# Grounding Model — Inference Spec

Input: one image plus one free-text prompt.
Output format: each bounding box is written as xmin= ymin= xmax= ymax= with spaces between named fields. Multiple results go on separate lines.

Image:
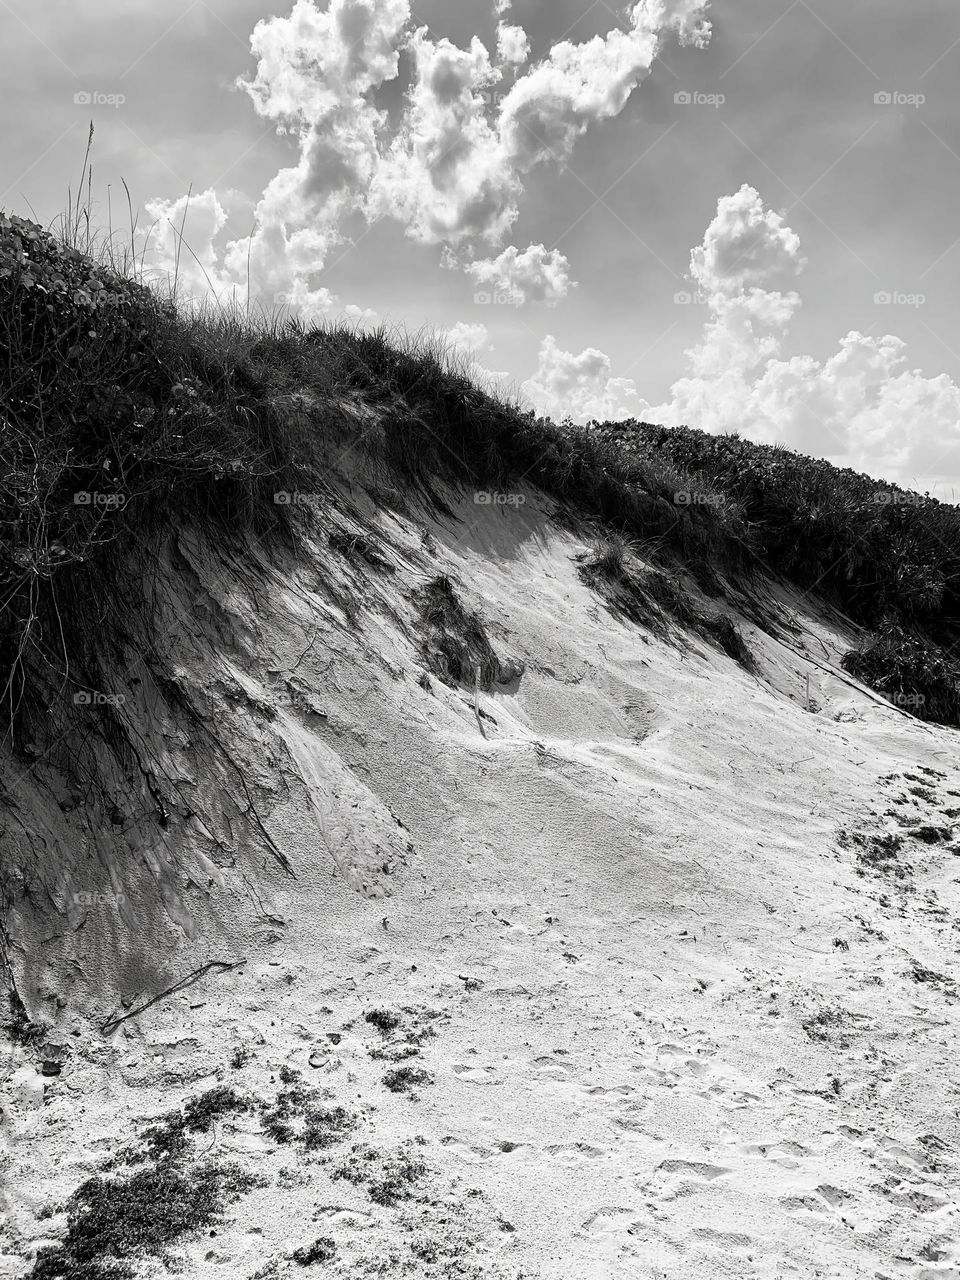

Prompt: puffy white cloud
xmin=342 ymin=302 xmax=379 ymax=324
xmin=141 ymin=0 xmax=712 ymax=325
xmin=225 ymin=0 xmax=410 ymax=314
xmin=442 ymin=321 xmax=493 ymax=357
xmin=369 ymin=29 xmax=520 ymax=245
xmin=510 ymin=182 xmax=960 ymax=492
xmin=645 ymin=187 xmax=960 ymax=490
xmin=498 ymin=0 xmax=711 ymax=173
xmin=240 ymin=0 xmax=410 ymax=122
xmin=690 ymin=183 xmax=804 ymax=299
xmin=465 ymin=243 xmax=573 ymax=305
xmin=496 ymin=21 xmax=529 ymax=65
xmin=522 ymin=335 xmax=645 ymax=422
xmin=371 ymin=3 xmax=709 ymax=264
xmin=142 ymin=188 xmax=237 ymax=301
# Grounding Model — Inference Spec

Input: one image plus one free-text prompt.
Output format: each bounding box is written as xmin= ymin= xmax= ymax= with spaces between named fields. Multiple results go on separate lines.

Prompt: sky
xmin=3 ymin=0 xmax=960 ymax=497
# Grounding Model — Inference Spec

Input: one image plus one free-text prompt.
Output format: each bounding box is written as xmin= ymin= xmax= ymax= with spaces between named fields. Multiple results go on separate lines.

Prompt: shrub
xmin=585 ymin=534 xmax=635 ymax=582
xmin=841 ymin=628 xmax=960 ymax=726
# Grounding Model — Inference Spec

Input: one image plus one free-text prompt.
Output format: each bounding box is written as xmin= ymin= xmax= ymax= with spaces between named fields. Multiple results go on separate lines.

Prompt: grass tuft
xmin=841 ymin=627 xmax=960 ymax=725
xmin=414 ymin=575 xmax=503 ymax=690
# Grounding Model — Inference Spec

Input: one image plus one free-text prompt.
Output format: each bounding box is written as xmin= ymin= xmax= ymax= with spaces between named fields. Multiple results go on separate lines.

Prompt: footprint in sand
xmin=641 ymin=1158 xmax=731 ymax=1201
xmin=577 ymin=1206 xmax=638 ymax=1241
xmin=313 ymin=1205 xmax=376 ymax=1230
xmin=452 ymin=1063 xmax=500 ymax=1084
xmin=495 ymin=1139 xmax=536 ymax=1160
xmin=610 ymin=1106 xmax=662 ymax=1142
xmin=545 ymin=1141 xmax=607 ymax=1165
xmin=780 ymin=1192 xmax=832 ymax=1215
xmin=735 ymin=1139 xmax=811 ymax=1169
xmin=814 ymin=1183 xmax=856 ymax=1209
xmin=692 ymin=1225 xmax=755 ymax=1251
xmin=575 ymin=1207 xmax=685 ymax=1277
xmin=657 ymin=1159 xmax=730 ymax=1181
xmin=440 ymin=1135 xmax=536 ymax=1162
xmin=441 ymin=1136 xmax=490 ymax=1163
xmin=531 ymin=1055 xmax=574 ymax=1080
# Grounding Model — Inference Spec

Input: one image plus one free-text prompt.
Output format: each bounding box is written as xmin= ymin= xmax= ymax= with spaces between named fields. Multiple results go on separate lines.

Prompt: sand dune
xmin=2 ymin=485 xmax=959 ymax=1279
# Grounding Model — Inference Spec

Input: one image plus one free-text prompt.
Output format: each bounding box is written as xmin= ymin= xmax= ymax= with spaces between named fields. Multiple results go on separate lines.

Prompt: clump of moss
xmin=364 ymin=1008 xmax=401 ymax=1034
xmin=801 ymin=1007 xmax=848 ymax=1045
xmin=333 ymin=1142 xmax=428 ymax=1207
xmin=906 ymin=825 xmax=953 ymax=845
xmin=847 ymin=830 xmax=911 ymax=879
xmin=259 ymin=1080 xmax=354 ymax=1152
xmin=31 ymin=1145 xmax=260 ymax=1279
xmin=122 ymin=1086 xmax=250 ymax=1165
xmin=382 ymin=1066 xmax=433 ymax=1094
xmin=363 ymin=1007 xmax=439 ymax=1063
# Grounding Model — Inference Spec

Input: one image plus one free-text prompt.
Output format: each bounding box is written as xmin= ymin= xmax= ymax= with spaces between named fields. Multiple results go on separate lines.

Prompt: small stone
xmin=11 ymin=1067 xmax=45 ymax=1109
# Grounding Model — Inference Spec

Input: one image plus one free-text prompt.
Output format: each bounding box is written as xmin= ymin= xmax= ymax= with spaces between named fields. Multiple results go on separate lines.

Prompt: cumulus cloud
xmin=522 ymin=335 xmax=644 ymax=422
xmin=516 ymin=185 xmax=960 ymax=491
xmin=496 ymin=21 xmax=529 ymax=65
xmin=143 ymin=188 xmax=236 ymax=301
xmin=343 ymin=302 xmax=379 ymax=324
xmin=647 ymin=186 xmax=960 ymax=489
xmin=464 ymin=243 xmax=573 ymax=305
xmin=497 ymin=0 xmax=711 ymax=174
xmin=690 ymin=181 xmax=804 ymax=298
xmin=138 ymin=0 xmax=410 ymax=318
xmin=369 ymin=29 xmax=518 ymax=245
xmin=223 ymin=0 xmax=409 ymax=316
xmin=443 ymin=320 xmax=493 ymax=357
xmin=143 ymin=0 xmax=711 ymax=317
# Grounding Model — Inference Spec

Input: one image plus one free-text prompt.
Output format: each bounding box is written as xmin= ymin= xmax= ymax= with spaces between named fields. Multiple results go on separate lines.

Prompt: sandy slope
xmin=2 ymin=486 xmax=960 ymax=1279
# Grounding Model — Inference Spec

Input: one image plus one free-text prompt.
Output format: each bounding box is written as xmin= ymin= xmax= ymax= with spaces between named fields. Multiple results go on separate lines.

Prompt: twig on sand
xmin=100 ymin=958 xmax=246 ymax=1035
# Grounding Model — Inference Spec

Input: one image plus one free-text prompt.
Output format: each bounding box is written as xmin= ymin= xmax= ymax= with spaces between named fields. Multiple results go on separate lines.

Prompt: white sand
xmin=2 ymin=486 xmax=959 ymax=1279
